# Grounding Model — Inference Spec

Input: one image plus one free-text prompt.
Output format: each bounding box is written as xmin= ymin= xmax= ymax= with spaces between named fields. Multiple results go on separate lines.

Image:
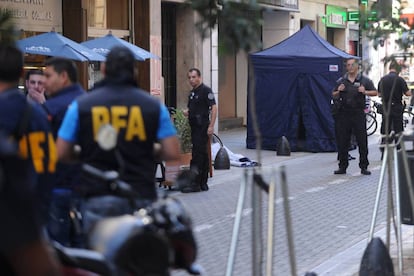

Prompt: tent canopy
xmin=247 ymin=25 xmax=359 ymax=152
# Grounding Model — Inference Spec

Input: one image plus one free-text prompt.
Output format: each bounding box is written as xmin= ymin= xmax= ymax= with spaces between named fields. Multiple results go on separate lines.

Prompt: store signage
xmin=0 ymin=0 xmax=62 ymax=32
xmin=280 ymin=0 xmax=298 ymax=10
xmin=326 ymin=5 xmax=346 ymax=29
xmin=259 ymin=0 xmax=298 ymax=10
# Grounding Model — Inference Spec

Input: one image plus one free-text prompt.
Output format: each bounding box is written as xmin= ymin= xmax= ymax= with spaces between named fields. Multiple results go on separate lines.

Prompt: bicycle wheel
xmin=366 ymin=112 xmax=377 ymax=136
xmin=403 ymin=110 xmax=414 ymax=129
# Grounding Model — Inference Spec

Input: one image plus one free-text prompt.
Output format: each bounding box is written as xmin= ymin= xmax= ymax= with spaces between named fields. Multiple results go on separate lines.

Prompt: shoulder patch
xmin=208 ymin=92 xmax=215 ymax=100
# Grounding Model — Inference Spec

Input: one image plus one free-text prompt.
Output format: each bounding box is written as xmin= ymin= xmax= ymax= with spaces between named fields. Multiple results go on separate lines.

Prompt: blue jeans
xmin=47 ymin=189 xmax=83 ymax=247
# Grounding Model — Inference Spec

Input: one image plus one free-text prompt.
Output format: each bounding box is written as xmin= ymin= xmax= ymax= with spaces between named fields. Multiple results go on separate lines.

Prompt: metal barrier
xmin=368 ymin=129 xmax=414 ymax=275
xmin=225 ymin=166 xmax=297 ymax=276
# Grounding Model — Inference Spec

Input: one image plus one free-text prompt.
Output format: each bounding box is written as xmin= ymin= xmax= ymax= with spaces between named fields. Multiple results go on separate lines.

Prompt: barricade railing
xmin=225 ymin=166 xmax=297 ymax=276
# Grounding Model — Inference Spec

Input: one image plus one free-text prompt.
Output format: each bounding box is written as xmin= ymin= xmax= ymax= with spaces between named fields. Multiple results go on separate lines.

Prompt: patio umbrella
xmin=17 ymin=31 xmax=105 ymax=62
xmin=81 ymin=33 xmax=158 ymax=61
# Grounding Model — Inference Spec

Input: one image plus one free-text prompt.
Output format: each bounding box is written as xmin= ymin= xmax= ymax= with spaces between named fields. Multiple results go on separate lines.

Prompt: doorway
xmin=162 ymin=2 xmax=177 ymax=108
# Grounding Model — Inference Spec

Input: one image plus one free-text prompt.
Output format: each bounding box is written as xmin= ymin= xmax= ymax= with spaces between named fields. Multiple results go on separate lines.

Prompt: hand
xmin=28 ymin=88 xmax=46 ymax=104
xmin=358 ymin=85 xmax=366 ymax=94
xmin=207 ymin=126 xmax=214 ymax=135
xmin=338 ymin=84 xmax=345 ymax=92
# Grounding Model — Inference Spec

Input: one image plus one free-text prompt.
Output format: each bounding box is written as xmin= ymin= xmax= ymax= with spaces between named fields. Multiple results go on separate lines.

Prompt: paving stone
xmin=168 ymin=127 xmax=414 ymax=276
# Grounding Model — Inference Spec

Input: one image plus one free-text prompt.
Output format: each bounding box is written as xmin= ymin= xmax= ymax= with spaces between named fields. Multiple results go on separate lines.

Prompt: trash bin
xmin=398 ymin=150 xmax=414 ymax=225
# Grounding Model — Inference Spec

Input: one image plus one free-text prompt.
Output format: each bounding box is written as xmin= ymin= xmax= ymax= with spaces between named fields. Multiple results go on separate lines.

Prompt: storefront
xmin=4 ymin=0 xmax=62 ymax=83
xmin=2 ymin=0 xmax=62 ymax=33
xmin=325 ymin=5 xmax=347 ymax=53
xmin=5 ymin=0 xmax=154 ymax=92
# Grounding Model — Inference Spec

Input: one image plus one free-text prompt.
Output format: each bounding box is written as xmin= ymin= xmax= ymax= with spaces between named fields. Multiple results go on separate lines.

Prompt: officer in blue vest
xmin=0 ymin=44 xmax=59 ymax=275
xmin=56 ymin=46 xmax=180 ymax=234
xmin=43 ymin=57 xmax=86 ymax=247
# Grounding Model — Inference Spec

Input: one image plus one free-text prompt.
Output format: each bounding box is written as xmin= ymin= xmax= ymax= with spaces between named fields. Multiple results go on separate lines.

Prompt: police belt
xmin=384 ymin=102 xmax=402 ymax=107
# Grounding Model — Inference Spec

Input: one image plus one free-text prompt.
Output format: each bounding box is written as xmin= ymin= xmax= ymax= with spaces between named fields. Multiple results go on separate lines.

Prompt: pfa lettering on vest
xmin=92 ymin=106 xmax=147 ymax=141
xmin=18 ymin=132 xmax=57 ymax=174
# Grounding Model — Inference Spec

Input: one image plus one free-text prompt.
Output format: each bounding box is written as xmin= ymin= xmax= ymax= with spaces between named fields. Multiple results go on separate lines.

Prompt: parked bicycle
xmin=369 ymin=101 xmax=414 ymax=131
xmin=365 ymin=101 xmax=379 ymax=136
xmin=366 ymin=112 xmax=377 ymax=136
xmin=371 ymin=100 xmax=384 ymax=119
xmin=403 ymin=104 xmax=414 ymax=128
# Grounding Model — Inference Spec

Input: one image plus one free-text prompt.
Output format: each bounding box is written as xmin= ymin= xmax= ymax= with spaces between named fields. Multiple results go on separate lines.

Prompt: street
xmin=168 ymin=127 xmax=392 ymax=276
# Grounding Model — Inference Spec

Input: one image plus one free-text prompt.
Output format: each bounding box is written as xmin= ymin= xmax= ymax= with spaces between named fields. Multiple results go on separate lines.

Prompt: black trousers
xmin=190 ymin=122 xmax=209 ymax=187
xmin=336 ymin=110 xmax=369 ymax=170
xmin=380 ymin=105 xmax=404 ymax=134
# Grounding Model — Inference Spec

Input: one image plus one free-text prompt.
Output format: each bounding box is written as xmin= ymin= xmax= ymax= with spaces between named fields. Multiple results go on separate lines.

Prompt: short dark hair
xmin=25 ymin=69 xmax=44 ymax=81
xmin=188 ymin=68 xmax=201 ymax=77
xmin=0 ymin=45 xmax=23 ymax=83
xmin=44 ymin=57 xmax=78 ymax=83
xmin=105 ymin=46 xmax=135 ymax=81
xmin=389 ymin=60 xmax=399 ymax=71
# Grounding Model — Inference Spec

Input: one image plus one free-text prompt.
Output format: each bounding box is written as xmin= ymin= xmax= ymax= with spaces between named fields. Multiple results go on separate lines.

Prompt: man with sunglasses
xmin=332 ymin=58 xmax=377 ymax=175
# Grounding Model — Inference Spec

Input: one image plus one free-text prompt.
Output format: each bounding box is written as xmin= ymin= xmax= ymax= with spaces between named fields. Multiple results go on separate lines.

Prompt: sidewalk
xmin=165 ymin=127 xmax=414 ymax=275
xmin=313 ymin=224 xmax=414 ymax=276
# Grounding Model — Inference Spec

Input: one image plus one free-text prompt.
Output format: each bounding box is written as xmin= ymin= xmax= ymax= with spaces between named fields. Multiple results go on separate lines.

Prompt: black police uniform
xmin=334 ymin=73 xmax=376 ymax=171
xmin=378 ymin=71 xmax=409 ymax=134
xmin=0 ymin=88 xmax=56 ymax=226
xmin=187 ymin=83 xmax=216 ymax=190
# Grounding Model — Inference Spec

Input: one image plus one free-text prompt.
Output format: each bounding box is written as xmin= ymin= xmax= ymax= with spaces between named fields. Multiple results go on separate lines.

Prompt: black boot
xmin=177 ymin=170 xmax=201 ymax=193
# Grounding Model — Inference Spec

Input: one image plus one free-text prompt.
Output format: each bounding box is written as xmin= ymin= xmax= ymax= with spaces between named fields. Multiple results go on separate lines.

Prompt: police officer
xmin=43 ymin=57 xmax=86 ymax=137
xmin=0 ymin=44 xmax=59 ymax=275
xmin=186 ymin=68 xmax=217 ymax=192
xmin=42 ymin=57 xmax=86 ymax=247
xmin=378 ymin=60 xmax=411 ymax=136
xmin=332 ymin=58 xmax=377 ymax=175
xmin=56 ymin=46 xmax=180 ymax=233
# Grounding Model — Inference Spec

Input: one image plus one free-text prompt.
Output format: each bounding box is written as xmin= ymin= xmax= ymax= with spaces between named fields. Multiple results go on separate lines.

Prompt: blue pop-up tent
xmin=247 ymin=25 xmax=358 ymax=152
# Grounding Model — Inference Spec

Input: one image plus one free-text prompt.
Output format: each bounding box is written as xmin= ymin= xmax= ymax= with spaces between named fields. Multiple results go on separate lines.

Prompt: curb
xmin=310 ymin=224 xmax=414 ymax=275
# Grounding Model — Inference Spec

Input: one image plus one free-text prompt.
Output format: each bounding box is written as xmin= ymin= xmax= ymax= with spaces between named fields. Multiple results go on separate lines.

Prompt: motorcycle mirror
xmin=96 ymin=124 xmax=117 ymax=151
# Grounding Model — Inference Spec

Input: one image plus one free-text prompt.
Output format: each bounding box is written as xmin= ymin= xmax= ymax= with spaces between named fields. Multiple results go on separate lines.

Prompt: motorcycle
xmin=53 ymin=163 xmax=202 ymax=276
xmin=53 ymin=124 xmax=201 ymax=275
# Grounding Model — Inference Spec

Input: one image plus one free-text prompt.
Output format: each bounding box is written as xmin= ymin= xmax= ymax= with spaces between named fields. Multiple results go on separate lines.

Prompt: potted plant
xmin=161 ymin=108 xmax=193 ymax=188
xmin=171 ymin=108 xmax=192 ymax=154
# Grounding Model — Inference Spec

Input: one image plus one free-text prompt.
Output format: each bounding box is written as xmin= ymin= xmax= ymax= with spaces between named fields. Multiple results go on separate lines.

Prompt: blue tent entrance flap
xmin=247 ymin=25 xmax=358 ymax=152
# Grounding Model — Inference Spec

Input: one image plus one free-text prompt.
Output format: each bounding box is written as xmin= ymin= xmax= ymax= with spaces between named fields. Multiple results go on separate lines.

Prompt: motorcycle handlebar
xmin=82 ymin=163 xmax=139 ymax=198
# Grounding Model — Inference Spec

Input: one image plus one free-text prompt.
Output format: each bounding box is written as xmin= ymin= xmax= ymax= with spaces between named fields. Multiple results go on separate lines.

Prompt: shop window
xmin=88 ymin=0 xmax=129 ymax=30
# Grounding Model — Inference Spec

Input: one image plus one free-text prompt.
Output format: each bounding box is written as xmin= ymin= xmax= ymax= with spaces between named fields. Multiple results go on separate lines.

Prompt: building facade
xmin=5 ymin=0 xmax=360 ymax=131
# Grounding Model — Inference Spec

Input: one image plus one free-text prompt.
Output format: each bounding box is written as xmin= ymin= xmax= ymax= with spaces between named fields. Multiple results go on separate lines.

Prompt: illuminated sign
xmin=347 ymin=10 xmax=377 ymax=22
xmin=326 ymin=5 xmax=347 ymax=28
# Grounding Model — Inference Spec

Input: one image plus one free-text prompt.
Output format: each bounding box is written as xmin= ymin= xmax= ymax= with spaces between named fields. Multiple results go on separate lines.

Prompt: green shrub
xmin=171 ymin=108 xmax=192 ymax=153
